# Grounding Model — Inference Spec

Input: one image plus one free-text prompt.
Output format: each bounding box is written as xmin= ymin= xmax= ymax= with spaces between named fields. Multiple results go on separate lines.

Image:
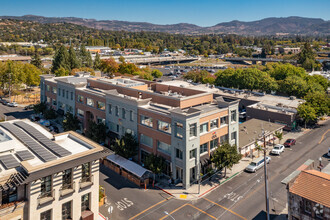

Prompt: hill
xmin=0 ymin=15 xmax=329 ymax=35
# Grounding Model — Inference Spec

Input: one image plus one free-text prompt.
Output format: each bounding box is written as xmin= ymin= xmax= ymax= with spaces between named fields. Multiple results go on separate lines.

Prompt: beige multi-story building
xmin=40 ymin=74 xmax=239 ymax=189
xmin=0 ymin=119 xmax=110 ymax=220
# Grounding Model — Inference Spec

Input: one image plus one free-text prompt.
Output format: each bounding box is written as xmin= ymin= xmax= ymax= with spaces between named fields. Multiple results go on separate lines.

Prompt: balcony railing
xmin=79 ymin=175 xmax=94 ymax=189
xmin=59 ymin=181 xmax=75 ymax=197
xmin=38 ymin=189 xmax=55 ymax=206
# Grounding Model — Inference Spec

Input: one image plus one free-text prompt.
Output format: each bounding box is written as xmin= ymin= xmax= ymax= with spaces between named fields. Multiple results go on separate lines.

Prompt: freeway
xmin=103 ymin=120 xmax=329 ymax=220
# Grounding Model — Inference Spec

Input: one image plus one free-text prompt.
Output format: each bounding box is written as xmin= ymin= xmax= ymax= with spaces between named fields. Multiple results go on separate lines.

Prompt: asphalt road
xmin=0 ymin=103 xmax=33 ymax=120
xmin=100 ymin=120 xmax=330 ymax=220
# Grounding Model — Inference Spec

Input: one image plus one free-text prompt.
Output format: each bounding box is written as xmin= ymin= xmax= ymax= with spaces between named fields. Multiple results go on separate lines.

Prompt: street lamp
xmin=164 ymin=211 xmax=175 ymax=220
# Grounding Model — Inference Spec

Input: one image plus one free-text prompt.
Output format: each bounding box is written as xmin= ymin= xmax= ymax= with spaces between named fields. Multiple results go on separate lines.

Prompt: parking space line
xmin=159 ymin=203 xmax=188 ymax=220
xmin=203 ymin=197 xmax=247 ymax=220
xmin=129 ymin=197 xmax=173 ymax=220
xmin=187 ymin=204 xmax=217 ymax=220
xmin=318 ymin=129 xmax=329 ymax=144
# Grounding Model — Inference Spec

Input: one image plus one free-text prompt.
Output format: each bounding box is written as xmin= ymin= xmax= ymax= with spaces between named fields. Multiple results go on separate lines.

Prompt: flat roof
xmin=0 ymin=119 xmax=103 ymax=181
xmin=239 ymin=118 xmax=285 ymax=148
xmin=161 ymin=80 xmax=303 ymax=108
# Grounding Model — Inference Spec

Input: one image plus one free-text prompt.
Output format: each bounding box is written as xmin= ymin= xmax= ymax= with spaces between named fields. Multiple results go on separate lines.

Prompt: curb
xmin=154 ymin=171 xmax=241 ymax=200
xmin=198 ymin=171 xmax=240 ymax=198
xmin=154 ymin=185 xmax=174 ymax=197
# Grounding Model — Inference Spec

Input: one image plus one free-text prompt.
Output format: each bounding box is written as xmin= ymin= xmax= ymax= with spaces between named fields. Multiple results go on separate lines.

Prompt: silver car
xmin=245 ymin=156 xmax=271 ymax=173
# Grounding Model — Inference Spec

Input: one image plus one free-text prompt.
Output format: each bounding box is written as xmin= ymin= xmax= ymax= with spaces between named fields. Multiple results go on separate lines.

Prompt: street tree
xmin=297 ymin=103 xmax=317 ymax=128
xmin=62 ymin=112 xmax=81 ymax=131
xmin=86 ymin=120 xmax=107 ymax=144
xmin=112 ymin=133 xmax=138 ymax=159
xmin=274 ymin=131 xmax=283 ymax=144
xmin=304 ymin=91 xmax=330 ymax=117
xmin=33 ymin=102 xmax=47 ymax=114
xmin=254 ymin=141 xmax=263 ymax=158
xmin=211 ymin=143 xmax=241 ymax=177
xmin=144 ymin=153 xmax=166 ymax=184
xmin=151 ymin=69 xmax=163 ymax=78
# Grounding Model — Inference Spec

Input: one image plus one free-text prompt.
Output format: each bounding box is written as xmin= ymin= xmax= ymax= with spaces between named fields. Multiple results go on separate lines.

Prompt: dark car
xmin=24 ymin=104 xmax=34 ymax=110
xmin=284 ymin=139 xmax=296 ymax=147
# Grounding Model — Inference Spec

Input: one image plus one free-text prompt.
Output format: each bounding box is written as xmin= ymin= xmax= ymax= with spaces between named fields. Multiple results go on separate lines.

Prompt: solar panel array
xmin=14 ymin=121 xmax=71 ymax=157
xmin=0 ymin=154 xmax=20 ymax=169
xmin=16 ymin=150 xmax=35 ymax=161
xmin=0 ymin=123 xmax=57 ymax=162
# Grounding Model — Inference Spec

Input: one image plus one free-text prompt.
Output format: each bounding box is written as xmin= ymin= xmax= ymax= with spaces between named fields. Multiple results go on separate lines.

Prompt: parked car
xmin=39 ymin=119 xmax=50 ymax=127
xmin=284 ymin=139 xmax=296 ymax=147
xmin=30 ymin=114 xmax=41 ymax=122
xmin=24 ymin=104 xmax=34 ymax=110
xmin=245 ymin=156 xmax=271 ymax=173
xmin=1 ymin=99 xmax=8 ymax=105
xmin=271 ymin=144 xmax=285 ymax=155
xmin=7 ymin=102 xmax=18 ymax=107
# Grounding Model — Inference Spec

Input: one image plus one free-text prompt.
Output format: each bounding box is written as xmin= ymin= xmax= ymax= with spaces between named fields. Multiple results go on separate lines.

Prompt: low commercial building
xmin=40 ymin=75 xmax=240 ymax=189
xmin=246 ymin=103 xmax=297 ymax=130
xmin=278 ymin=47 xmax=301 ymax=54
xmin=238 ymin=118 xmax=284 ymax=157
xmin=282 ymin=160 xmax=330 ymax=220
xmin=0 ymin=119 xmax=111 ymax=220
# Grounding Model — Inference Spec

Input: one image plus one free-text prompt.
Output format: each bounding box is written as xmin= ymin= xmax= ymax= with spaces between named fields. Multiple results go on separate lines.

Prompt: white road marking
xmin=115 ymin=198 xmax=134 ymax=211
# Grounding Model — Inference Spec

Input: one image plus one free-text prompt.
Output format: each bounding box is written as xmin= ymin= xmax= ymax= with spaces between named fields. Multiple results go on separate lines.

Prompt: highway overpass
xmin=101 ymin=56 xmax=199 ymax=65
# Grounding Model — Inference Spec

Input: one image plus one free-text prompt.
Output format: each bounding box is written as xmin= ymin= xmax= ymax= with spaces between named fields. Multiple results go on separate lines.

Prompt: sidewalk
xmin=155 ymin=128 xmax=311 ymax=200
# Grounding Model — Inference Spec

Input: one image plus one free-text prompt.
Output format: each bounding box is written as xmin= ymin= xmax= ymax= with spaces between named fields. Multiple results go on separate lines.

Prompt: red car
xmin=284 ymin=139 xmax=296 ymax=147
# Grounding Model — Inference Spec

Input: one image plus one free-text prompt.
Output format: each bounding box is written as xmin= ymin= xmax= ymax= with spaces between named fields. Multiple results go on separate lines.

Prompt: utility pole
xmin=263 ymin=130 xmax=270 ymax=220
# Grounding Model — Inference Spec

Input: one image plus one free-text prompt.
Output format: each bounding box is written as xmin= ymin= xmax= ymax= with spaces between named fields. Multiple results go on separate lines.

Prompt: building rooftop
xmin=289 ymin=170 xmax=330 ymax=207
xmin=97 ymin=78 xmax=146 ymax=88
xmin=161 ymin=80 xmax=303 ymax=108
xmin=248 ymin=103 xmax=297 ymax=115
xmin=0 ymin=119 xmax=109 ymax=183
xmin=239 ymin=118 xmax=285 ymax=148
xmin=43 ymin=73 xmax=92 ymax=86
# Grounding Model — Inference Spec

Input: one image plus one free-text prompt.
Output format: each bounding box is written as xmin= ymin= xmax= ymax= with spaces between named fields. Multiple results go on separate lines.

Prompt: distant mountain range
xmin=0 ymin=15 xmax=329 ymax=35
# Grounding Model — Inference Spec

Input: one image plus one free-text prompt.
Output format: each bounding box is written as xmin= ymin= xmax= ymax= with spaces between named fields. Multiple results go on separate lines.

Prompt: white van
xmin=245 ymin=156 xmax=271 ymax=173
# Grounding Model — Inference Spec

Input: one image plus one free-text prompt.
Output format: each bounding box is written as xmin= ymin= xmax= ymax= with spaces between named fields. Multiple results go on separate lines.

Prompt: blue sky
xmin=1 ymin=0 xmax=329 ymax=26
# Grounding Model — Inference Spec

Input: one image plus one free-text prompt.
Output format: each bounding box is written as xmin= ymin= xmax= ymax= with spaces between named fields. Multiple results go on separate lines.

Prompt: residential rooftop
xmin=289 ymin=170 xmax=330 ymax=207
xmin=239 ymin=118 xmax=285 ymax=148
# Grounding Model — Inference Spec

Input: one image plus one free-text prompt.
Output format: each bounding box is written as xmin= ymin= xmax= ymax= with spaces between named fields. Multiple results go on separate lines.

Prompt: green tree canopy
xmin=62 ymin=112 xmax=81 ymax=132
xmin=30 ymin=51 xmax=42 ymax=69
xmin=297 ymin=103 xmax=317 ymax=128
xmin=51 ymin=45 xmax=70 ymax=73
xmin=68 ymin=45 xmax=80 ymax=70
xmin=112 ymin=133 xmax=138 ymax=159
xmin=304 ymin=91 xmax=330 ymax=116
xmin=86 ymin=120 xmax=107 ymax=144
xmin=211 ymin=143 xmax=242 ymax=177
xmin=151 ymin=69 xmax=163 ymax=78
xmin=94 ymin=52 xmax=101 ymax=70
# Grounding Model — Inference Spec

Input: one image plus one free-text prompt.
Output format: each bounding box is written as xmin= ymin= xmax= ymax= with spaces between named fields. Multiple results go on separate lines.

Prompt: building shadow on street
xmin=252 ymin=210 xmax=287 ymax=220
xmin=100 ymin=164 xmax=139 ymax=190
